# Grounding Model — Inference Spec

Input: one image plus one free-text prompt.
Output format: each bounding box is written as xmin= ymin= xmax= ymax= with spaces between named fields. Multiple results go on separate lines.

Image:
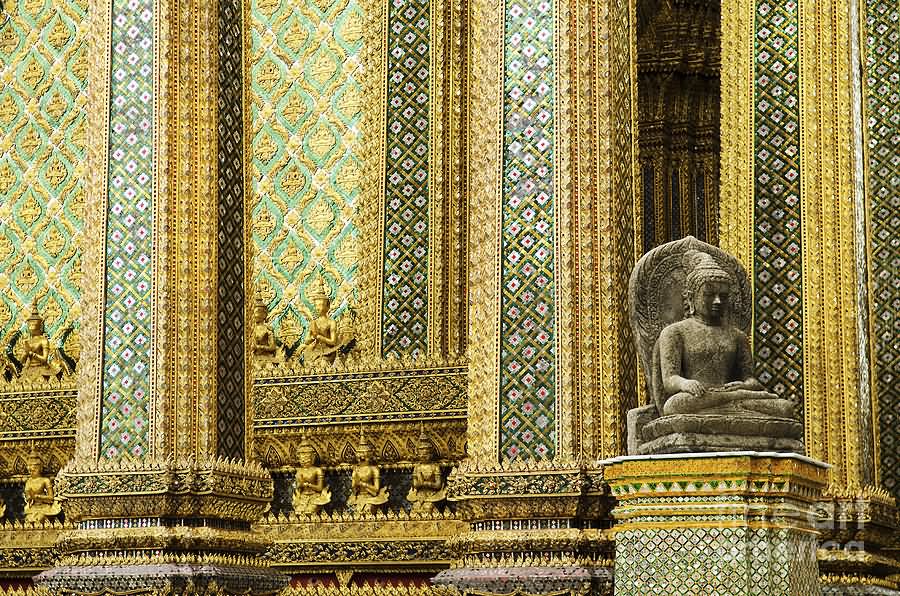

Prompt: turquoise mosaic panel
xmin=381 ymin=0 xmax=430 ymax=358
xmin=752 ymin=0 xmax=803 ymax=415
xmin=498 ymin=0 xmax=556 ymax=461
xmin=99 ymin=0 xmax=154 ymax=460
xmin=615 ymin=526 xmax=821 ymax=595
xmin=865 ymin=0 xmax=900 ymax=499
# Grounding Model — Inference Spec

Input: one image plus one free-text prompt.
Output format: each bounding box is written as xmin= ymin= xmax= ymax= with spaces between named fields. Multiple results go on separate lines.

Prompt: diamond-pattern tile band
xmin=249 ymin=0 xmax=363 ymax=347
xmin=217 ymin=0 xmax=246 ymax=460
xmin=753 ymin=0 xmax=803 ymax=419
xmin=866 ymin=0 xmax=900 ymax=500
xmin=0 ymin=0 xmax=87 ymax=359
xmin=100 ymin=0 xmax=155 ymax=460
xmin=499 ymin=0 xmax=556 ymax=461
xmin=616 ymin=527 xmax=820 ymax=595
xmin=381 ymin=0 xmax=430 ymax=358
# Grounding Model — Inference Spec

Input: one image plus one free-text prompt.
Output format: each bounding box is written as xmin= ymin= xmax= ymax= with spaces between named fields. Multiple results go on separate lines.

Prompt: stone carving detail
xmin=627 ymin=236 xmax=804 ymax=454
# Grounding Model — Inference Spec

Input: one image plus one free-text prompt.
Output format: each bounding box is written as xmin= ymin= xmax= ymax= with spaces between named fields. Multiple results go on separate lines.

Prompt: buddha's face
xmin=417 ymin=444 xmax=433 ymax=461
xmin=27 ymin=319 xmax=42 ymax=336
xmin=27 ymin=460 xmax=40 ymax=477
xmin=314 ymin=297 xmax=330 ymax=317
xmin=692 ymin=280 xmax=731 ymax=323
xmin=299 ymin=448 xmax=315 ymax=467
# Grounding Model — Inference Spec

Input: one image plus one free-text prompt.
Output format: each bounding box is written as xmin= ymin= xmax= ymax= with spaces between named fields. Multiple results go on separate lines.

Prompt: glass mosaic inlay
xmin=752 ymin=0 xmax=803 ymax=414
xmin=381 ymin=0 xmax=430 ymax=358
xmin=99 ymin=0 xmax=155 ymax=460
xmin=498 ymin=0 xmax=556 ymax=461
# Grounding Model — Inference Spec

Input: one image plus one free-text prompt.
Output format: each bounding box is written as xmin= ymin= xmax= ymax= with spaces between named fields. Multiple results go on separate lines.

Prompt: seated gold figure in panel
xmin=347 ymin=439 xmax=388 ymax=515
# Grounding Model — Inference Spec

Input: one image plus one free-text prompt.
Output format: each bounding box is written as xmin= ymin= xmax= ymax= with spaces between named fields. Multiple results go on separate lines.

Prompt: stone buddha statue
xmin=657 ymin=251 xmax=795 ymax=418
xmin=406 ymin=433 xmax=446 ymax=514
xmin=627 ymin=236 xmax=804 ymax=454
xmin=23 ymin=449 xmax=61 ymax=524
xmin=292 ymin=436 xmax=331 ymax=515
xmin=347 ymin=438 xmax=388 ymax=515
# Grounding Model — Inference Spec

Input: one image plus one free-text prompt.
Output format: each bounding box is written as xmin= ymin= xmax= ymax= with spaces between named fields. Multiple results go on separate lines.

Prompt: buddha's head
xmin=416 ymin=433 xmax=435 ymax=462
xmin=308 ymin=275 xmax=332 ymax=318
xmin=26 ymin=450 xmax=42 ymax=477
xmin=356 ymin=438 xmax=374 ymax=464
xmin=683 ymin=251 xmax=733 ymax=324
xmin=26 ymin=303 xmax=44 ymax=337
xmin=298 ymin=434 xmax=318 ymax=467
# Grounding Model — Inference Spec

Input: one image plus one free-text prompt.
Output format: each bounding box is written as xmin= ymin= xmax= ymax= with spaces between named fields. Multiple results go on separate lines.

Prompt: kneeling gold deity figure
xmin=347 ymin=439 xmax=388 ymax=515
xmin=406 ymin=434 xmax=445 ymax=513
xmin=292 ymin=438 xmax=331 ymax=515
xmin=20 ymin=305 xmax=63 ymax=381
xmin=23 ymin=450 xmax=61 ymax=524
xmin=300 ymin=277 xmax=346 ymax=366
xmin=657 ymin=251 xmax=795 ymax=418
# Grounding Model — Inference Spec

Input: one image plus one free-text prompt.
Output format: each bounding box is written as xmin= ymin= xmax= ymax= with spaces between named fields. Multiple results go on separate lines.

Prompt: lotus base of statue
xmin=628 ymin=405 xmax=804 ymax=455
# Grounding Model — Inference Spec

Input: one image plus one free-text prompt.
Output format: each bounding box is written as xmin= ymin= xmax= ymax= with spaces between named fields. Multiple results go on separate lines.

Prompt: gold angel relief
xmin=1 ymin=302 xmax=77 ymax=388
xmin=252 ymin=272 xmax=358 ymax=369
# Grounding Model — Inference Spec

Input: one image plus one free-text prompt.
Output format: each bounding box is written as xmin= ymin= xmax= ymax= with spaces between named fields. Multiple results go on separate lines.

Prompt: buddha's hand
xmin=681 ymin=380 xmax=705 ymax=396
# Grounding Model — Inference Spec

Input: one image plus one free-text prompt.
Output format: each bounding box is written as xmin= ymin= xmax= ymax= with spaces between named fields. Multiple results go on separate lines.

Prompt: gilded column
xmin=720 ymin=0 xmax=900 ymax=590
xmin=32 ymin=0 xmax=285 ymax=591
xmin=434 ymin=0 xmax=638 ymax=590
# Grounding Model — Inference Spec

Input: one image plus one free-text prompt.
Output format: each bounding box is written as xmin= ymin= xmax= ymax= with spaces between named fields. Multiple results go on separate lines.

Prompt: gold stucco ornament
xmin=1 ymin=303 xmax=76 ymax=388
xmin=292 ymin=434 xmax=331 ymax=515
xmin=406 ymin=430 xmax=446 ymax=514
xmin=23 ymin=448 xmax=61 ymax=524
xmin=347 ymin=436 xmax=388 ymax=515
xmin=299 ymin=274 xmax=357 ymax=367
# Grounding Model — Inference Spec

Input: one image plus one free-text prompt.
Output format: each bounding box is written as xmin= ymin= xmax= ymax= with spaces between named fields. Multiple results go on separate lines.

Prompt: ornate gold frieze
xmin=253 ymin=361 xmax=467 ymax=427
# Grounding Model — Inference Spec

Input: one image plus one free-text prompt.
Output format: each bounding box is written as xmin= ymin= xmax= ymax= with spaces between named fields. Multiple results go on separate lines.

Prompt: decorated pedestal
xmin=605 ymin=452 xmax=828 ymax=596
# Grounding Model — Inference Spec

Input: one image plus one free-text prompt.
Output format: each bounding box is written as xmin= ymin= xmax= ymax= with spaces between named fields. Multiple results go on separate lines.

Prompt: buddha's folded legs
xmin=662 ymin=388 xmax=794 ymax=418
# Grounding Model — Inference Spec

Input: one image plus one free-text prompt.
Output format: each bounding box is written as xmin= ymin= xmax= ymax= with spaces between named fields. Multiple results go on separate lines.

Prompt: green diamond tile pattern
xmin=249 ymin=0 xmax=363 ymax=347
xmin=381 ymin=0 xmax=430 ymax=358
xmin=753 ymin=0 xmax=803 ymax=418
xmin=0 ymin=0 xmax=87 ymax=360
xmin=99 ymin=0 xmax=154 ymax=460
xmin=615 ymin=527 xmax=821 ymax=595
xmin=865 ymin=0 xmax=900 ymax=500
xmin=499 ymin=0 xmax=556 ymax=461
xmin=217 ymin=0 xmax=246 ymax=460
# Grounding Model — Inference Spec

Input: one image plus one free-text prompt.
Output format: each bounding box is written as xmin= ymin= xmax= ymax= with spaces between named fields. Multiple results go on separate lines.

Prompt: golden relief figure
xmin=347 ymin=438 xmax=388 ymax=515
xmin=292 ymin=436 xmax=331 ymax=515
xmin=299 ymin=275 xmax=356 ymax=367
xmin=2 ymin=303 xmax=76 ymax=386
xmin=252 ymin=299 xmax=283 ymax=363
xmin=23 ymin=449 xmax=61 ymax=524
xmin=406 ymin=432 xmax=446 ymax=514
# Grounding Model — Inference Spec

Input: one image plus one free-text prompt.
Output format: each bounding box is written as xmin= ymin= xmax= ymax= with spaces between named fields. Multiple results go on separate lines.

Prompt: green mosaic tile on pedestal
xmin=499 ymin=0 xmax=556 ymax=461
xmin=381 ymin=0 xmax=430 ymax=358
xmin=753 ymin=0 xmax=804 ymax=417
